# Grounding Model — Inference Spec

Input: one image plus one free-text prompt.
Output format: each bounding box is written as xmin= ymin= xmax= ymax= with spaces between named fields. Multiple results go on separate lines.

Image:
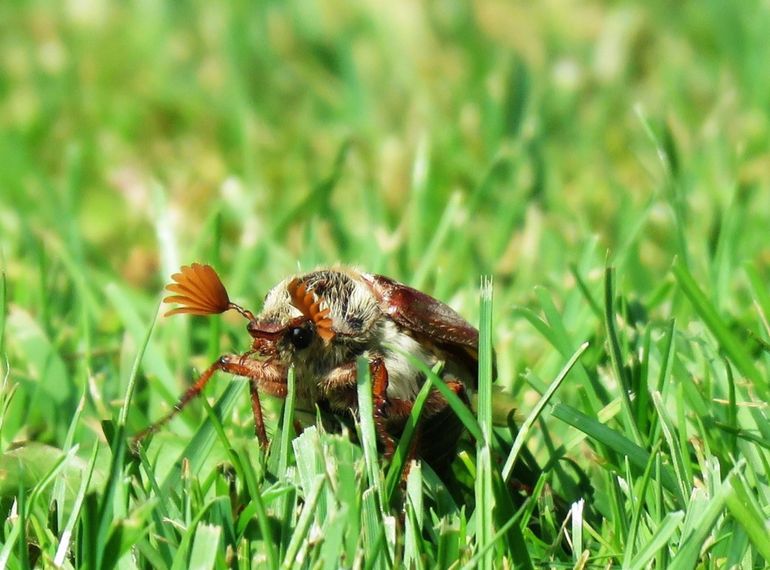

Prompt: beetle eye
xmin=289 ymin=326 xmax=313 ymax=350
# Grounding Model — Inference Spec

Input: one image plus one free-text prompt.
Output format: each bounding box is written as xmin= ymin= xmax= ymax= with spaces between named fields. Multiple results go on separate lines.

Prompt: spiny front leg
xmin=132 ymin=356 xmax=229 ymax=447
xmin=132 ymin=353 xmax=286 ymax=449
xmin=216 ymin=354 xmax=288 ymax=448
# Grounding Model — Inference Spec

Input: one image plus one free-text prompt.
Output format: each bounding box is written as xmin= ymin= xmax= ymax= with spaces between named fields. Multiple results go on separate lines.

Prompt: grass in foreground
xmin=1 ymin=250 xmax=769 ymax=568
xmin=1 ymin=1 xmax=770 ymax=568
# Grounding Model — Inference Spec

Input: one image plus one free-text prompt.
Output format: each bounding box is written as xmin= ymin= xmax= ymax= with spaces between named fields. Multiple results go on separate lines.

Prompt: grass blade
xmin=551 ymin=402 xmax=682 ymax=503
xmin=628 ymin=511 xmax=684 ymax=570
xmin=604 ymin=266 xmax=643 ymax=445
xmin=97 ymin=304 xmax=159 ymax=568
xmin=277 ymin=366 xmax=297 ymax=478
xmin=159 ymin=378 xmax=248 ymax=492
xmin=356 ymin=357 xmax=383 ymax=507
xmin=189 ymin=523 xmax=222 ymax=570
xmin=724 ymin=469 xmax=770 ymax=561
xmin=403 ymin=461 xmax=425 ymax=569
xmin=502 ymin=342 xmax=588 ymax=481
xmin=383 ymin=368 xmax=433 ymax=503
xmin=672 ymin=258 xmax=763 ymax=390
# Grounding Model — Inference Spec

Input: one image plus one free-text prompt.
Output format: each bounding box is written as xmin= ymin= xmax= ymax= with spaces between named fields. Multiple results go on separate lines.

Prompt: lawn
xmin=1 ymin=1 xmax=769 ymax=568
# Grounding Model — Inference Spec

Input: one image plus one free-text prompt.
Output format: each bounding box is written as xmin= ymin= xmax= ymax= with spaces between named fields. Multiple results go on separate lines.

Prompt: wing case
xmin=361 ymin=273 xmax=481 ymax=382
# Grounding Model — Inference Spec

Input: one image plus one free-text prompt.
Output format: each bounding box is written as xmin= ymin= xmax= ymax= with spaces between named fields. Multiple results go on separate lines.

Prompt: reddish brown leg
xmin=370 ymin=358 xmax=397 ymax=458
xmin=215 ymin=355 xmax=287 ymax=449
xmin=370 ymin=358 xmax=420 ymax=460
xmin=133 ymin=358 xmax=225 ymax=446
xmin=248 ymin=379 xmax=268 ymax=448
xmin=133 ymin=353 xmax=286 ymax=449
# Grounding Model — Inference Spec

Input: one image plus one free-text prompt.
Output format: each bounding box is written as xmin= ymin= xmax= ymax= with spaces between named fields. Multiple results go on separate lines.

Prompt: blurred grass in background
xmin=1 ymin=0 xmax=770 ymax=567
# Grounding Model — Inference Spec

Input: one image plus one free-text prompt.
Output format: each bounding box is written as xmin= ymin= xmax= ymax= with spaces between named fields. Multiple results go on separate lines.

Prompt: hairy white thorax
xmin=378 ymin=320 xmax=435 ymax=401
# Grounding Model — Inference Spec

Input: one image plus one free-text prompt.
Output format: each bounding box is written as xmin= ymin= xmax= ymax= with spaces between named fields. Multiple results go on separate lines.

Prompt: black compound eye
xmin=289 ymin=326 xmax=313 ymax=350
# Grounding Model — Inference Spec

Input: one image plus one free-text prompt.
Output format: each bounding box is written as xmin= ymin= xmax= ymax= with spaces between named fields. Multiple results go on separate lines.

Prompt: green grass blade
xmin=361 ymin=487 xmax=388 ymax=570
xmin=513 ymin=305 xmax=606 ymax=410
xmin=53 ymin=442 xmax=100 ymax=566
xmin=651 ymin=391 xmax=690 ymax=507
xmin=188 ymin=523 xmax=222 ymax=570
xmin=236 ymin=493 xmax=277 ymax=570
xmin=474 ymin=445 xmax=494 ymax=569
xmin=52 ymin=390 xmax=87 ymax=529
xmin=475 ymin=276 xmax=495 ymax=568
xmin=356 ymin=357 xmax=383 ymax=507
xmin=159 ymin=378 xmax=248 ymax=492
xmin=403 ymin=461 xmax=425 ymax=569
xmin=319 ymin=505 xmax=351 ymax=570
xmin=551 ymin=402 xmax=683 ymax=502
xmin=394 ymin=347 xmax=483 ymax=442
xmin=724 ymin=469 xmax=770 ymax=561
xmin=628 ymin=511 xmax=684 ymax=570
xmin=384 ymin=368 xmax=433 ymax=503
xmin=478 ymin=276 xmax=494 ymax=443
xmin=744 ymin=261 xmax=770 ymax=334
xmin=624 ymin=440 xmax=663 ymax=567
xmin=0 ymin=516 xmax=21 ymax=569
xmin=502 ymin=342 xmax=587 ymax=481
xmin=105 ymin=284 xmax=176 ymax=400
xmin=604 ymin=266 xmax=643 ymax=445
xmin=277 ymin=366 xmax=297 ymax=478
xmin=460 ymin=504 xmax=528 ymax=570
xmin=672 ymin=258 xmax=763 ymax=390
xmin=97 ymin=304 xmax=159 ymax=567
xmin=669 ymin=465 xmax=733 ymax=569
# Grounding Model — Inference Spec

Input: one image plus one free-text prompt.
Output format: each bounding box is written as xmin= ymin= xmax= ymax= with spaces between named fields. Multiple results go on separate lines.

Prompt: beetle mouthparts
xmin=247 ymin=320 xmax=286 ymax=339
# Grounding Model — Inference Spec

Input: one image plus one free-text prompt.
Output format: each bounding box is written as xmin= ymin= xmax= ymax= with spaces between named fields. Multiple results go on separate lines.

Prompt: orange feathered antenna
xmin=164 ymin=263 xmax=241 ymax=317
xmin=288 ymin=278 xmax=335 ymax=343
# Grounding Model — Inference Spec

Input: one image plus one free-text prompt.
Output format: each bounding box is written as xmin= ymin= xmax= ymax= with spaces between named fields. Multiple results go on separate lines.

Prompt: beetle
xmin=135 ymin=263 xmax=484 ymax=470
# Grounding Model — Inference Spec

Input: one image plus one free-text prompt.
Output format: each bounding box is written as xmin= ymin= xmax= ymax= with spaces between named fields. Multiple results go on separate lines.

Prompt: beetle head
xmin=163 ymin=265 xmax=383 ymax=371
xmin=252 ymin=270 xmax=383 ymax=369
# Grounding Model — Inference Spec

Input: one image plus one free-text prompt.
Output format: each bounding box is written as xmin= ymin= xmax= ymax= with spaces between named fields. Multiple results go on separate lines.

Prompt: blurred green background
xmin=2 ymin=0 xmax=770 ymax=500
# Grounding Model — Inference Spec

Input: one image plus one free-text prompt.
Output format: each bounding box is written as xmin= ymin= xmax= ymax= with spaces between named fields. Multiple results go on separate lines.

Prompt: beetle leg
xmin=319 ymin=361 xmax=358 ymax=408
xmin=238 ymin=348 xmax=256 ymax=366
xmin=319 ymin=358 xmax=407 ymax=458
xmin=213 ymin=355 xmax=288 ymax=449
xmin=133 ymin=357 xmax=224 ymax=446
xmin=248 ymin=379 xmax=269 ymax=448
xmin=319 ymin=358 xmax=430 ymax=461
xmin=369 ymin=358 xmax=426 ymax=460
xmin=370 ymin=357 xmax=397 ymax=457
xmin=370 ymin=357 xmax=415 ymax=415
xmin=133 ymin=352 xmax=286 ymax=449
